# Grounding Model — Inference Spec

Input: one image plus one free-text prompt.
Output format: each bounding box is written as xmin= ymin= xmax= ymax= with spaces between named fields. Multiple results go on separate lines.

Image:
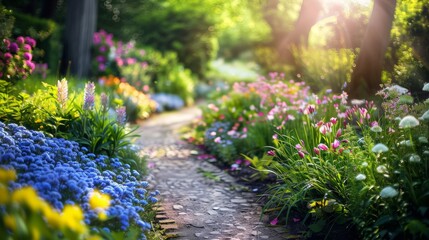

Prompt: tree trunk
xmin=63 ymin=0 xmax=97 ymax=79
xmin=277 ymin=0 xmax=322 ymax=66
xmin=347 ymin=0 xmax=397 ymax=99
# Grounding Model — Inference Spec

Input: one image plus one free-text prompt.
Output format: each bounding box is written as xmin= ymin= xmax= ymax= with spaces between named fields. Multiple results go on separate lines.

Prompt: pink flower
xmin=318 ymin=143 xmax=329 ymax=151
xmin=24 ymin=37 xmax=36 ymax=47
xmin=293 ymin=218 xmax=301 ymax=223
xmin=336 ymin=129 xmax=342 ymax=138
xmin=298 ymin=151 xmax=305 ymax=159
xmin=23 ymin=44 xmax=31 ymax=52
xmin=23 ymin=52 xmax=32 ymax=61
xmin=214 ymin=137 xmax=221 ymax=143
xmin=16 ymin=36 xmax=25 ymax=45
xmin=370 ymin=121 xmax=379 ymax=127
xmin=270 ymin=217 xmax=278 ymax=226
xmin=313 ymin=147 xmax=320 ymax=155
xmin=304 ymin=104 xmax=315 ymax=114
xmin=332 ymin=139 xmax=340 ymax=149
xmin=267 ymin=150 xmax=276 ymax=156
xmin=3 ymin=52 xmax=12 ymax=61
xmin=319 ymin=124 xmax=331 ymax=135
xmin=295 ymin=144 xmax=302 ymax=150
xmin=330 ymin=117 xmax=337 ymax=124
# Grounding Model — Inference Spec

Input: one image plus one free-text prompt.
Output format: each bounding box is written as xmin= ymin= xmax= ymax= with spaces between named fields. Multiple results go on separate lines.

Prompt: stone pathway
xmin=135 ymin=106 xmax=291 ymax=239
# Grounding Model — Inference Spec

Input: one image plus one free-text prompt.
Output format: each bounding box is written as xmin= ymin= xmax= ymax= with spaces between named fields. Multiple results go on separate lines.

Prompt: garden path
xmin=135 ymin=105 xmax=292 ymax=240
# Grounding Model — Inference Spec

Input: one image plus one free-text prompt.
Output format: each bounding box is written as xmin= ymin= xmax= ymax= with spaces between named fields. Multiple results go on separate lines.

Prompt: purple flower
xmin=96 ymin=55 xmax=105 ymax=63
xmin=116 ymin=106 xmax=127 ymax=125
xmin=100 ymin=92 xmax=108 ymax=110
xmin=8 ymin=42 xmax=19 ymax=53
xmin=23 ymin=44 xmax=32 ymax=52
xmin=83 ymin=82 xmax=95 ymax=110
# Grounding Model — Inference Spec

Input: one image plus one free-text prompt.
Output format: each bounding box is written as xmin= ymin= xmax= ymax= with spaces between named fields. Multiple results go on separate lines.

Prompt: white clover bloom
xmin=362 ymin=162 xmax=368 ymax=167
xmin=409 ymin=154 xmax=421 ymax=163
xmin=376 ymin=165 xmax=388 ymax=173
xmin=399 ymin=115 xmax=420 ymax=128
xmin=380 ymin=186 xmax=399 ymax=198
xmin=355 ymin=174 xmax=366 ymax=181
xmin=398 ymin=140 xmax=413 ymax=147
xmin=370 ymin=125 xmax=382 ymax=133
xmin=418 ymin=136 xmax=428 ymax=144
xmin=372 ymin=143 xmax=389 ymax=153
xmin=387 ymin=85 xmax=409 ymax=95
xmin=420 ymin=110 xmax=429 ymax=122
xmin=423 ymin=82 xmax=429 ymax=91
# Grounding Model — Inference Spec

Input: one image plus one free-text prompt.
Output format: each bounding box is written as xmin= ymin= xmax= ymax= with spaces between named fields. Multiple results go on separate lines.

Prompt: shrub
xmin=0 ymin=36 xmax=37 ymax=83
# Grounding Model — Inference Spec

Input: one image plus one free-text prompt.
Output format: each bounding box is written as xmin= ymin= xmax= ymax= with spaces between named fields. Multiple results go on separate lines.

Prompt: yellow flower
xmin=31 ymin=226 xmax=41 ymax=240
xmin=0 ymin=168 xmax=17 ymax=183
xmin=61 ymin=205 xmax=87 ymax=234
xmin=42 ymin=203 xmax=63 ymax=228
xmin=11 ymin=187 xmax=42 ymax=211
xmin=3 ymin=214 xmax=16 ymax=231
xmin=97 ymin=211 xmax=108 ymax=221
xmin=89 ymin=190 xmax=110 ymax=210
xmin=0 ymin=185 xmax=9 ymax=204
xmin=87 ymin=235 xmax=103 ymax=240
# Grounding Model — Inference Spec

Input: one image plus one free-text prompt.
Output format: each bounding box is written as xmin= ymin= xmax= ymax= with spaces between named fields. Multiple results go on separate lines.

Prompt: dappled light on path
xmin=135 ymin=106 xmax=292 ymax=239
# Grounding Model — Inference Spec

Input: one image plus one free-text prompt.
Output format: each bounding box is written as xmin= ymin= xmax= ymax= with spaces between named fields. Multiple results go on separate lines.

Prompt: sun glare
xmin=323 ymin=0 xmax=371 ymax=7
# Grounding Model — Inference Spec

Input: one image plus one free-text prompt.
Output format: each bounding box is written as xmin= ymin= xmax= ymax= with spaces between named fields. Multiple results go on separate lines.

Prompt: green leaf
xmin=308 ymin=219 xmax=326 ymax=233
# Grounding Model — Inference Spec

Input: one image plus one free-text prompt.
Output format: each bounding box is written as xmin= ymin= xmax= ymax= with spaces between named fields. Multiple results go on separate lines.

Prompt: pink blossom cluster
xmin=0 ymin=36 xmax=36 ymax=83
xmin=92 ymin=30 xmax=147 ymax=76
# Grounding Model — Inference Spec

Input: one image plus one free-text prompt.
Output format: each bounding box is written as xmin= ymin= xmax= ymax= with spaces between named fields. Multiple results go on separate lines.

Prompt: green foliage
xmin=65 ymin=106 xmax=138 ymax=158
xmin=0 ymin=5 xmax=14 ymax=40
xmin=12 ymin=12 xmax=57 ymax=41
xmin=295 ymin=47 xmax=356 ymax=94
xmin=156 ymin=64 xmax=195 ymax=106
xmin=133 ymin=0 xmax=218 ymax=77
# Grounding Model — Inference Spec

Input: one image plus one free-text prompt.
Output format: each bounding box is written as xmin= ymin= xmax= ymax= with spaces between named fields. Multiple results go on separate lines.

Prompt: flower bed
xmin=0 ymin=121 xmax=158 ymax=239
xmin=192 ymin=74 xmax=429 ymax=239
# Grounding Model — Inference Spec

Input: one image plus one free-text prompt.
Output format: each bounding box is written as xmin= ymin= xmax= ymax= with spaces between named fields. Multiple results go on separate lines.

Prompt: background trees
xmin=0 ymin=0 xmax=427 ymax=99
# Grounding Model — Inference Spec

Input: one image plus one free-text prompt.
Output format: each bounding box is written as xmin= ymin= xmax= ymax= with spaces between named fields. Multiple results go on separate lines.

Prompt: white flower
xmin=376 ymin=165 xmax=388 ymax=173
xmin=420 ymin=110 xmax=429 ymax=122
xmin=380 ymin=186 xmax=399 ymax=198
xmin=355 ymin=174 xmax=366 ymax=181
xmin=370 ymin=126 xmax=382 ymax=133
xmin=362 ymin=162 xmax=368 ymax=167
xmin=372 ymin=143 xmax=389 ymax=153
xmin=409 ymin=154 xmax=421 ymax=163
xmin=418 ymin=136 xmax=428 ymax=144
xmin=387 ymin=85 xmax=409 ymax=95
xmin=423 ymin=82 xmax=429 ymax=91
xmin=398 ymin=140 xmax=413 ymax=147
xmin=399 ymin=115 xmax=420 ymax=128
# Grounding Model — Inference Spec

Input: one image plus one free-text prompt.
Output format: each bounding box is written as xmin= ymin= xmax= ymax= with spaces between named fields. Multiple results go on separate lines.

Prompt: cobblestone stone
xmin=136 ymin=106 xmax=289 ymax=239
